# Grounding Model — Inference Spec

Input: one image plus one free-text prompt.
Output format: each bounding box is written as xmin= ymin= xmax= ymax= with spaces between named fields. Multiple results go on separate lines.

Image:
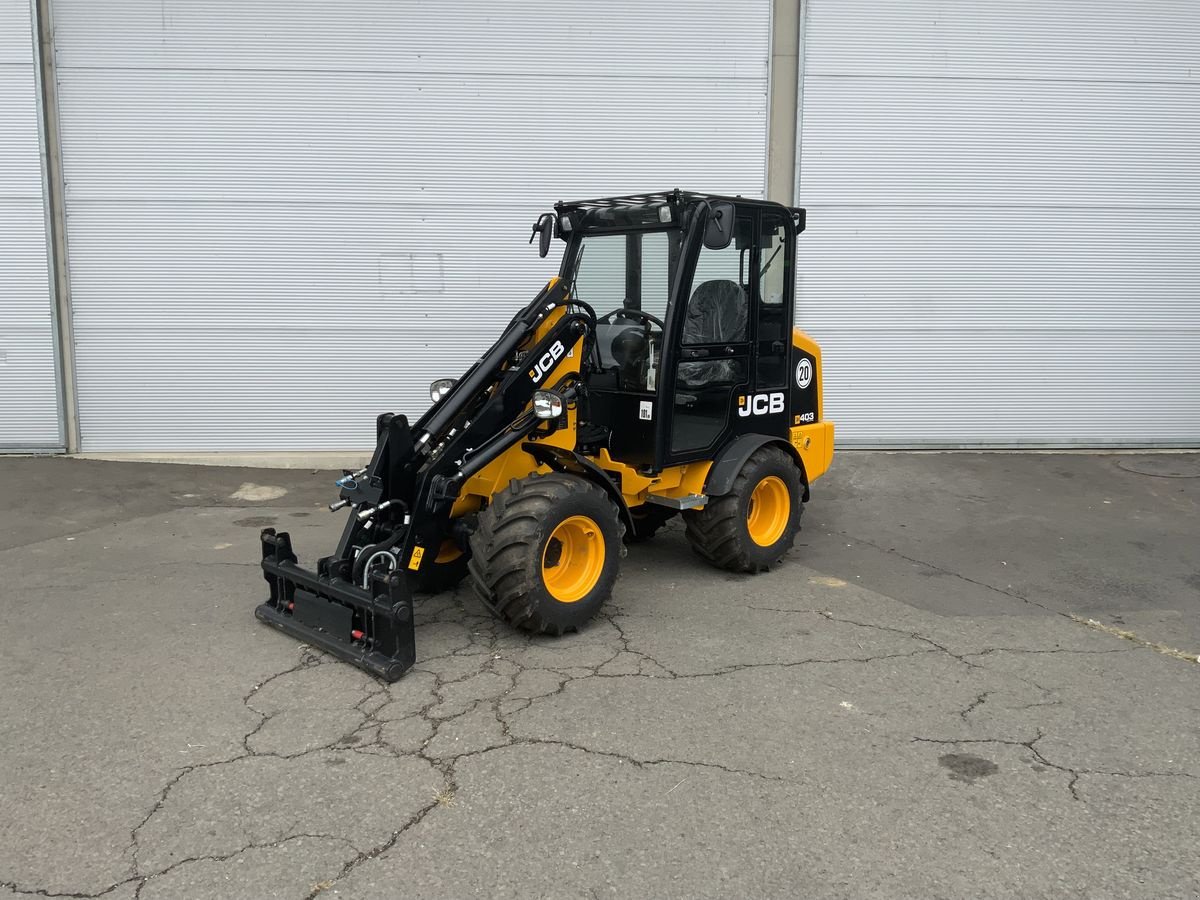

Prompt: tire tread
xmin=468 ymin=472 xmax=625 ymax=633
xmin=684 ymin=445 xmax=803 ymax=573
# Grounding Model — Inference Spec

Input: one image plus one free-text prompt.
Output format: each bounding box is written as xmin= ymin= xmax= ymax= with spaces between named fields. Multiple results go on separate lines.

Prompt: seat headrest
xmin=684 ymin=280 xmax=747 ymax=343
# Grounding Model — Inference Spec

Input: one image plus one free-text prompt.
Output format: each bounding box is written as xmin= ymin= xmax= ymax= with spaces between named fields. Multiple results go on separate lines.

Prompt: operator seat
xmin=678 ymin=279 xmax=747 ymax=388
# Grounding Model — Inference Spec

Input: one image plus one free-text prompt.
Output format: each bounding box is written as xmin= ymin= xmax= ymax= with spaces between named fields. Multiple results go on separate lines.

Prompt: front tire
xmin=467 ymin=473 xmax=625 ymax=634
xmin=683 ymin=445 xmax=804 ymax=573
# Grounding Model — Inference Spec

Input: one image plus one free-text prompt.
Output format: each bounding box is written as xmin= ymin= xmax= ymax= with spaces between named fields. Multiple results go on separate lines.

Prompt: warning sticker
xmin=408 ymin=546 xmax=425 ymax=571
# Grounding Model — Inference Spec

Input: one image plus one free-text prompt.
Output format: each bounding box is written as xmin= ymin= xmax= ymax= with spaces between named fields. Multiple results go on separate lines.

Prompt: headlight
xmin=532 ymin=390 xmax=564 ymax=419
xmin=429 ymin=378 xmax=455 ymax=403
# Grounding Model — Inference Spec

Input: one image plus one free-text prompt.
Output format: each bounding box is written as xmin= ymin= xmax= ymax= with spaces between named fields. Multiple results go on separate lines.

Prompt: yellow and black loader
xmin=257 ymin=190 xmax=834 ymax=680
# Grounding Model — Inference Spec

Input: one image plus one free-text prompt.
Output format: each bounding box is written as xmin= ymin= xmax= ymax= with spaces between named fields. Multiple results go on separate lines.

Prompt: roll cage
xmin=553 ymin=190 xmax=805 ymax=470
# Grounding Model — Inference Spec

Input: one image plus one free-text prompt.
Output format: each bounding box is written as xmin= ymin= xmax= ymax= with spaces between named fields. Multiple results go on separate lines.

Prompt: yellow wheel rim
xmin=746 ymin=475 xmax=790 ymax=547
xmin=541 ymin=515 xmax=606 ymax=603
xmin=434 ymin=540 xmax=463 ymax=564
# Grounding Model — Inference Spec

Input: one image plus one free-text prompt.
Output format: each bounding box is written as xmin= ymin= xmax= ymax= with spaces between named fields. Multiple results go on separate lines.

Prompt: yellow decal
xmin=408 ymin=546 xmax=425 ymax=571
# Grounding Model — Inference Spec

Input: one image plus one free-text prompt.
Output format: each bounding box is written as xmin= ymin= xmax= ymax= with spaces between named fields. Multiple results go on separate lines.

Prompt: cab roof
xmin=554 ymin=189 xmax=803 ymax=221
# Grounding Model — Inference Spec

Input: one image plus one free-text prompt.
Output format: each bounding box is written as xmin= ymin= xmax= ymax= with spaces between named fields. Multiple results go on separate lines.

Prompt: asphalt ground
xmin=1 ymin=451 xmax=1197 ymax=899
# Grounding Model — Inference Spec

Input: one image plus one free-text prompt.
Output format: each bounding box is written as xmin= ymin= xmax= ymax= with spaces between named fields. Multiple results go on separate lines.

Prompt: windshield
xmin=568 ymin=229 xmax=681 ymax=322
xmin=566 ymin=228 xmax=681 ymax=393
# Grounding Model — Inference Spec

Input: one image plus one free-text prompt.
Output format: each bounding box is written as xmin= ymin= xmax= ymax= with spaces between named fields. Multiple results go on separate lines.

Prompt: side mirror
xmin=702 ymin=201 xmax=735 ymax=251
xmin=529 ymin=213 xmax=556 ymax=258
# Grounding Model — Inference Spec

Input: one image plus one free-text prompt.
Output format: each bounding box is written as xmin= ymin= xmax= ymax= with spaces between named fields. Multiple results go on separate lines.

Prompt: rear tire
xmin=684 ymin=445 xmax=803 ymax=573
xmin=468 ymin=473 xmax=625 ymax=634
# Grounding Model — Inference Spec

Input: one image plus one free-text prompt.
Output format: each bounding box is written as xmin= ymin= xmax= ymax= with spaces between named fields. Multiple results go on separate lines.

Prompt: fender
xmin=703 ymin=433 xmax=809 ymax=501
xmin=521 ymin=443 xmax=636 ymax=533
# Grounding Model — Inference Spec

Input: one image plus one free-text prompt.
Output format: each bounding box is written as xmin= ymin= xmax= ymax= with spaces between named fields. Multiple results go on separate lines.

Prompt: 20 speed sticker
xmin=795 ymin=358 xmax=813 ymax=389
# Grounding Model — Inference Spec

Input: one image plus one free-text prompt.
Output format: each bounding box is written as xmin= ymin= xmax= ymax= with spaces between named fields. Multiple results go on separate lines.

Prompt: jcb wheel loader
xmin=257 ymin=190 xmax=835 ymax=681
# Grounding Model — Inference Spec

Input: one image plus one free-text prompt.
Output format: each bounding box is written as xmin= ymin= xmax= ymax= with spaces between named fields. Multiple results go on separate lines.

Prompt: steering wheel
xmin=599 ymin=307 xmax=666 ymax=331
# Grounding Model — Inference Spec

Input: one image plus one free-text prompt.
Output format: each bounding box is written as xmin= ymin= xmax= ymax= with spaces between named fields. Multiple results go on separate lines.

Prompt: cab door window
xmin=670 ymin=213 xmax=753 ymax=455
xmin=755 ymin=212 xmax=791 ymax=389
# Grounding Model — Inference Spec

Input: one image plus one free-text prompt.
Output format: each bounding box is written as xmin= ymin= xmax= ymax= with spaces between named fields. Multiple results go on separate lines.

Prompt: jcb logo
xmin=528 ymin=341 xmax=565 ymax=383
xmin=737 ymin=392 xmax=785 ymax=417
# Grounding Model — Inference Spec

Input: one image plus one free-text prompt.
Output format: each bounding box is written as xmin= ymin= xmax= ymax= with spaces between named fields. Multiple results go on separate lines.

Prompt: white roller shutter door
xmin=50 ymin=1 xmax=772 ymax=451
xmin=0 ymin=0 xmax=60 ymax=450
xmin=797 ymin=1 xmax=1200 ymax=447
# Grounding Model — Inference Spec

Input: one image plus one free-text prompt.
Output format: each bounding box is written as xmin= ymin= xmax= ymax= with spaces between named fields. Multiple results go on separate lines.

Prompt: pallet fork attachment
xmin=256 ymin=529 xmax=416 ymax=681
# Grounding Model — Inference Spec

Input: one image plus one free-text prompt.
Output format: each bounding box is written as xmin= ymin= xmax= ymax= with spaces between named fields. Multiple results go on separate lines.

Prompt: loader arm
xmin=257 ymin=276 xmax=595 ymax=681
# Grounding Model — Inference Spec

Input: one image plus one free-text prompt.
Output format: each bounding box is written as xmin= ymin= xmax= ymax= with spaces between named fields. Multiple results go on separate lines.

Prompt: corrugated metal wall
xmin=797 ymin=0 xmax=1200 ymax=446
xmin=50 ymin=1 xmax=772 ymax=451
xmin=0 ymin=0 xmax=60 ymax=450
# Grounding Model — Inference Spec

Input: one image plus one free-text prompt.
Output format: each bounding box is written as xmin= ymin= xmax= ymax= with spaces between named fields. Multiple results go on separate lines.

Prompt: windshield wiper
xmin=569 ymin=243 xmax=586 ymax=300
xmin=758 ymin=244 xmax=782 ymax=280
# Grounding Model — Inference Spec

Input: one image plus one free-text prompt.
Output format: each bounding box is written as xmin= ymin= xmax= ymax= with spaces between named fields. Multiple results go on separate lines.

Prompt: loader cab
xmin=557 ymin=191 xmax=799 ymax=473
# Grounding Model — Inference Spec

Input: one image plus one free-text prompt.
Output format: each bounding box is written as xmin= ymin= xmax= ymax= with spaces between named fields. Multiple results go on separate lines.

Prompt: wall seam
xmin=793 ymin=0 xmax=808 ymax=206
xmin=32 ymin=0 xmax=79 ymax=452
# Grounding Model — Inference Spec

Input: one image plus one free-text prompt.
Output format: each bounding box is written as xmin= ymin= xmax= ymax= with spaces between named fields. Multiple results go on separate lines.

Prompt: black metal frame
xmin=554 ymin=188 xmax=803 ymax=217
xmin=258 ymin=530 xmax=415 ymax=681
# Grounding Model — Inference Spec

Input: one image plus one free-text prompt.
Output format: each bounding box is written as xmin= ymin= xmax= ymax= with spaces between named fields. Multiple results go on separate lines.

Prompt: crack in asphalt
xmin=747 ymin=605 xmax=988 ymax=671
xmin=0 ymin=880 xmax=124 ymax=899
xmin=964 ymin=646 xmax=1138 ymax=658
xmin=912 ymin=733 xmax=1083 ymax=798
xmin=500 ymin=738 xmax=789 ymax=782
xmin=2 ymin=835 xmax=357 ymax=898
xmin=959 ymin=691 xmax=991 ymax=722
xmin=1067 ymin=614 xmax=1200 ymax=665
xmin=834 ymin=529 xmax=1048 ymax=610
xmin=670 ymin=647 xmax=945 ymax=678
xmin=911 ymin=732 xmax=1196 ymax=802
xmin=834 ymin=529 xmax=1200 ymax=664
xmin=132 ymin=834 xmax=358 ymax=900
xmin=815 ymin=610 xmax=985 ymax=668
xmin=300 ymin=800 xmax=443 ymax=899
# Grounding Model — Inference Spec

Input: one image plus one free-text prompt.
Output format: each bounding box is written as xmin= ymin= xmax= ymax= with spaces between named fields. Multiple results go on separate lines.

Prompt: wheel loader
xmin=257 ymin=190 xmax=834 ymax=680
